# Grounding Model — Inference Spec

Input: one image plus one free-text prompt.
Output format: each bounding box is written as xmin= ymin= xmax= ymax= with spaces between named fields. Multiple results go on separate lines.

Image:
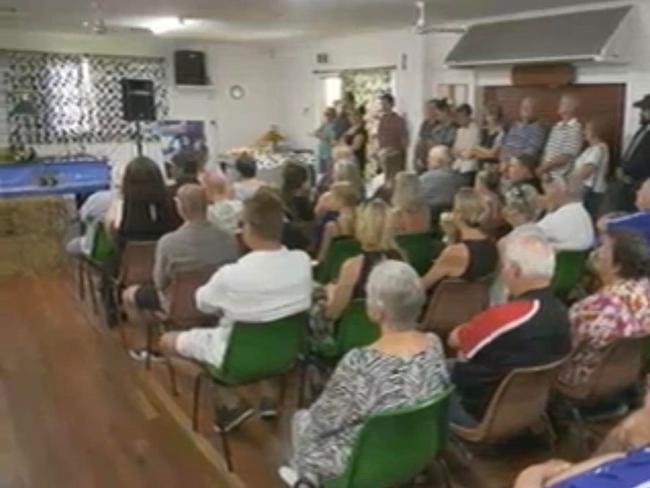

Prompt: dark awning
xmin=445 ymin=6 xmax=632 ymax=68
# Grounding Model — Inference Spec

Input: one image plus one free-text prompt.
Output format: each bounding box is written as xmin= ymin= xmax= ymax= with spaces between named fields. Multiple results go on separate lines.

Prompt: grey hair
xmin=502 ymin=230 xmax=556 ymax=279
xmin=392 ymin=171 xmax=426 ymax=212
xmin=366 ymin=260 xmax=425 ymax=328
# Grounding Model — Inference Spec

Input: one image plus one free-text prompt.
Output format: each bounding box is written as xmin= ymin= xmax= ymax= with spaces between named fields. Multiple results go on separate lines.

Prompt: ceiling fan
xmin=414 ymin=1 xmax=466 ymax=35
xmin=82 ymin=1 xmax=152 ymax=35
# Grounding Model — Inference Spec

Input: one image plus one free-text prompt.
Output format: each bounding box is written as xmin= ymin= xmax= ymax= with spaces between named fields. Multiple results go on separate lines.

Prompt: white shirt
xmin=196 ymin=247 xmax=313 ymax=323
xmin=79 ymin=190 xmax=114 ymax=255
xmin=574 ymin=143 xmax=609 ymax=193
xmin=537 ymin=202 xmax=595 ymax=251
xmin=452 ymin=121 xmax=480 ymax=174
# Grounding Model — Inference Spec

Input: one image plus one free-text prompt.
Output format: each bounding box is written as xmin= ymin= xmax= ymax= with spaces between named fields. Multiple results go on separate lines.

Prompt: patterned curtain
xmin=5 ymin=50 xmax=168 ymax=146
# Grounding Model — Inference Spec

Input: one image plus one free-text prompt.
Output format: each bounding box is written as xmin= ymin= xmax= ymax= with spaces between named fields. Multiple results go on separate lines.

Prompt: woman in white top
xmin=573 ymin=119 xmax=609 ymax=218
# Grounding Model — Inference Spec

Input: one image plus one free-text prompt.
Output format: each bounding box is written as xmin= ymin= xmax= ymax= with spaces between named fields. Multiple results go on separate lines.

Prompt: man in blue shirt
xmin=500 ymin=97 xmax=547 ymax=164
xmin=608 ymin=178 xmax=650 ymax=243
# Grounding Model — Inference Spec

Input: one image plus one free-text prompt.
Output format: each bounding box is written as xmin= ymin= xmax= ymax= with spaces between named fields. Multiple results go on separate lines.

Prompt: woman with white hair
xmin=281 ymin=260 xmax=450 ymax=486
xmin=390 ymin=171 xmax=431 ymax=234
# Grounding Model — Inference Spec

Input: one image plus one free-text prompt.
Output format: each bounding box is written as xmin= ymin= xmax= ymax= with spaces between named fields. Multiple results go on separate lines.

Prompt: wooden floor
xmin=0 ymin=271 xmax=601 ymax=488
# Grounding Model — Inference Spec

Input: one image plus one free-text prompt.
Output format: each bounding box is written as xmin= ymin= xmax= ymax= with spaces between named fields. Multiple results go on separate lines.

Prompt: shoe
xmin=259 ymin=398 xmax=279 ymax=419
xmin=278 ymin=466 xmax=298 ymax=487
xmin=214 ymin=405 xmax=255 ymax=434
xmin=128 ymin=348 xmax=165 ymax=363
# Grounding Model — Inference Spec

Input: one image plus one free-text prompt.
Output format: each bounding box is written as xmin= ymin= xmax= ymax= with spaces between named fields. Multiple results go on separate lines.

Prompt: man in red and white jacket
xmin=447 ymin=231 xmax=572 ymax=427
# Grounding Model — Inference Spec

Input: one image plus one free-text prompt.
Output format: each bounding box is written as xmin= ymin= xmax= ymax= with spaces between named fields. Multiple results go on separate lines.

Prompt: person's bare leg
xmin=123 ymin=286 xmax=160 ymax=351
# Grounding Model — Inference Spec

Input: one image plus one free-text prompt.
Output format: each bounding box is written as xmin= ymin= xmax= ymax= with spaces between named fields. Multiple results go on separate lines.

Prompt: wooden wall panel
xmin=483 ymin=84 xmax=626 ymax=163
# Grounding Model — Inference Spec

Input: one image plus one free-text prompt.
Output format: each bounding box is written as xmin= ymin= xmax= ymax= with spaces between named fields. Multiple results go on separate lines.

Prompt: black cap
xmin=633 ymin=95 xmax=650 ymax=109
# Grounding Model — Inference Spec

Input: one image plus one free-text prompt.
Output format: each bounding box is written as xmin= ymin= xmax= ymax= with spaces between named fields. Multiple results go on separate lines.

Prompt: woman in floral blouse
xmin=558 ymin=229 xmax=650 ymax=388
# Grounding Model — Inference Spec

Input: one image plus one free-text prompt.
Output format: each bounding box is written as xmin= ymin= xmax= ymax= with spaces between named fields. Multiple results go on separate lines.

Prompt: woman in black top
xmin=472 ymin=103 xmax=505 ymax=169
xmin=343 ymin=109 xmax=368 ymax=175
xmin=421 ymin=188 xmax=498 ymax=291
xmin=325 ymin=199 xmax=402 ymax=319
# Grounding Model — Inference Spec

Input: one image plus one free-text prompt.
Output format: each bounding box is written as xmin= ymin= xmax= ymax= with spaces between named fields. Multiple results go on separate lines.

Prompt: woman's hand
xmin=513 ymin=460 xmax=573 ymax=488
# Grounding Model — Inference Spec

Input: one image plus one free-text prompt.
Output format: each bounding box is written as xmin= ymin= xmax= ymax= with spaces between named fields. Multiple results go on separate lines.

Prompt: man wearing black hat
xmin=616 ymin=95 xmax=650 ymax=210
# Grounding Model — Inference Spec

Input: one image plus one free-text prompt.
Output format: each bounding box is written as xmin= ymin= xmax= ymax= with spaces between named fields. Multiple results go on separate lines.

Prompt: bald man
xmin=538 ymin=94 xmax=584 ymax=178
xmin=123 ymin=183 xmax=239 ymax=362
xmin=419 ymin=145 xmax=464 ymax=212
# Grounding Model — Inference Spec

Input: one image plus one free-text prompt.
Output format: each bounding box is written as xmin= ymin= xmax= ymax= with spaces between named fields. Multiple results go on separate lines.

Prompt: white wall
xmin=272 ymin=28 xmax=426 ymax=153
xmin=0 ymin=30 xmax=280 ymax=167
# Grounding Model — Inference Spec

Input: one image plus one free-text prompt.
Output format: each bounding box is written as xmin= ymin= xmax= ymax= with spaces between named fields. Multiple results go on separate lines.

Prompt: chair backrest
xmin=562 ymin=337 xmax=646 ymax=401
xmin=422 ymin=279 xmax=490 ymax=341
xmin=165 ymin=267 xmax=217 ymax=328
xmin=335 ymin=388 xmax=453 ymax=488
xmin=551 ymin=250 xmax=589 ymax=301
xmin=475 ymin=360 xmax=565 ymax=442
xmin=317 ymin=237 xmax=362 ymax=283
xmin=214 ymin=312 xmax=308 ymax=384
xmin=89 ymin=223 xmax=115 ymax=265
xmin=118 ymin=240 xmax=157 ymax=286
xmin=335 ymin=300 xmax=380 ymax=357
xmin=396 ymin=232 xmax=444 ymax=276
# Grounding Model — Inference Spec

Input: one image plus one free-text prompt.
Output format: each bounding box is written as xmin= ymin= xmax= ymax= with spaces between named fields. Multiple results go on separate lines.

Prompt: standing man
xmin=537 ymin=94 xmax=583 ymax=177
xmin=377 ymin=93 xmax=409 ymax=174
xmin=500 ymin=97 xmax=547 ymax=165
xmin=616 ymin=95 xmax=650 ymax=211
xmin=414 ymin=99 xmax=439 ymax=172
xmin=451 ymin=103 xmax=481 ymax=186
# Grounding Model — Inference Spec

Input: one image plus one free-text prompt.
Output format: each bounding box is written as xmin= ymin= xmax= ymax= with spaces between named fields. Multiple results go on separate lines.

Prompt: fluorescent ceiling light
xmin=144 ymin=17 xmax=193 ymax=35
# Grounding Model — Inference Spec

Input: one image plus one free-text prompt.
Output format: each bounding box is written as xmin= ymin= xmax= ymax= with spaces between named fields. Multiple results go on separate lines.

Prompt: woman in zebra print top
xmin=283 ymin=260 xmax=450 ymax=485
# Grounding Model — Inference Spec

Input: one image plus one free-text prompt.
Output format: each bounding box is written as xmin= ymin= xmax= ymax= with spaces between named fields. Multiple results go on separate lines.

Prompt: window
xmin=323 ymin=76 xmax=342 ymax=108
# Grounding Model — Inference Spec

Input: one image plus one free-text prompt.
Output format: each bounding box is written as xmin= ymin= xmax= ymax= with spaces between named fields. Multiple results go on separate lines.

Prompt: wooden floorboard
xmin=0 ymin=273 xmax=240 ymax=488
xmin=0 ymin=270 xmax=606 ymax=488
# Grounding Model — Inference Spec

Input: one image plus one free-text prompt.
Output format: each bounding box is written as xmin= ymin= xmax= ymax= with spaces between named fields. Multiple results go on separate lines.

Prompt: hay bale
xmin=13 ymin=196 xmax=68 ymax=235
xmin=0 ymin=236 xmax=24 ymax=278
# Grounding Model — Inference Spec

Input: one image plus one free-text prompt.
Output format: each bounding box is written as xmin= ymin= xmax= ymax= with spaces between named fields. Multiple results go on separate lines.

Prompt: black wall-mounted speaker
xmin=174 ymin=50 xmax=208 ymax=85
xmin=120 ymin=78 xmax=156 ymax=122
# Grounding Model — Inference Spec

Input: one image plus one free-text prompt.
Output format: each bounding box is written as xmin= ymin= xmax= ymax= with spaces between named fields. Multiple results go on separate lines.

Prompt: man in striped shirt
xmin=538 ymin=94 xmax=584 ymax=177
xmin=447 ymin=231 xmax=571 ymax=427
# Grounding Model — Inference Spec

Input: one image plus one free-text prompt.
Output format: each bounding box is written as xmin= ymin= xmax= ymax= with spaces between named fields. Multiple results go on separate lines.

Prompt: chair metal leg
xmin=192 ymin=372 xmax=205 ymax=431
xmin=145 ymin=322 xmax=154 ymax=370
xmin=164 ymin=357 xmax=179 ymax=396
xmin=220 ymin=430 xmax=234 ymax=472
xmin=77 ymin=260 xmax=86 ymax=301
xmin=87 ymin=267 xmax=99 ymax=315
xmin=542 ymin=412 xmax=558 ymax=454
xmin=568 ymin=406 xmax=589 ymax=457
xmin=297 ymin=358 xmax=308 ymax=408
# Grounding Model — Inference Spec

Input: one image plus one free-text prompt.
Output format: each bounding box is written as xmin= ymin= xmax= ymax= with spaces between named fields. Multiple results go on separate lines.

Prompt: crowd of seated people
xmin=64 ymin=89 xmax=650 ymax=487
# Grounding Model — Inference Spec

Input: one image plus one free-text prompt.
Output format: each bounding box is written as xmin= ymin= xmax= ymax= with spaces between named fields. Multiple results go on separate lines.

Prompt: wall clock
xmin=229 ymin=85 xmax=245 ymax=100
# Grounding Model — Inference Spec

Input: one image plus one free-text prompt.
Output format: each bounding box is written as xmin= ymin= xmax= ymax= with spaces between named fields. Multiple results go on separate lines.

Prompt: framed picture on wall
xmin=437 ymin=83 xmax=469 ymax=107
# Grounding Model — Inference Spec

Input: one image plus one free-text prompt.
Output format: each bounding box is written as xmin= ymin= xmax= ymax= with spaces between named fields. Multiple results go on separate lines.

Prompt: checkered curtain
xmin=5 ymin=50 xmax=168 ymax=146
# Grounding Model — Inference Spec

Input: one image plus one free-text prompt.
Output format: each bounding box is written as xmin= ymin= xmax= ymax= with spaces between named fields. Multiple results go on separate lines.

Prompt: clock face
xmin=229 ymin=85 xmax=245 ymax=100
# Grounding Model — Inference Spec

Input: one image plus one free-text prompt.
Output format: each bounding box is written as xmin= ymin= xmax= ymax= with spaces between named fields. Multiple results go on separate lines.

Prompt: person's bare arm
xmin=513 ymin=460 xmax=574 ymax=488
xmin=315 ymin=192 xmax=334 ymax=216
xmin=317 ymin=221 xmax=339 ymax=262
xmin=325 ymin=257 xmax=362 ymax=320
xmin=420 ymin=244 xmax=468 ymax=291
xmin=576 ymin=163 xmax=596 ymax=182
xmin=351 ymin=133 xmax=365 ymax=152
xmin=447 ymin=327 xmax=461 ymax=350
xmin=538 ymin=154 xmax=575 ymax=175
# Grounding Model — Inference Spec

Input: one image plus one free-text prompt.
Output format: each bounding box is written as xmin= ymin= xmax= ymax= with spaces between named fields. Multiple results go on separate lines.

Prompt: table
xmin=0 ymin=158 xmax=110 ymax=198
xmin=217 ymin=152 xmax=317 ymax=187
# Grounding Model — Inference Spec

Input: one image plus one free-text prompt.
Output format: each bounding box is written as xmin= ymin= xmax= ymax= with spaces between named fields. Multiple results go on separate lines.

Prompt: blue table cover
xmin=0 ymin=158 xmax=110 ymax=198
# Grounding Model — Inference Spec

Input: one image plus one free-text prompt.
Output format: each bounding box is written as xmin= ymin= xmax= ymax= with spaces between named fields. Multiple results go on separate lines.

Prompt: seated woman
xmin=501 ymin=183 xmax=543 ymax=237
xmin=105 ymin=156 xmax=177 ymax=245
xmin=506 ymin=153 xmax=542 ymax=192
xmin=232 ymin=153 xmax=265 ymax=201
xmin=203 ymin=170 xmax=243 ymax=235
xmin=325 ymin=199 xmax=402 ymax=320
xmin=421 ymin=188 xmax=499 ymax=291
xmin=389 ymin=171 xmax=431 ymax=235
xmin=316 ymin=182 xmax=358 ymax=262
xmin=282 ymin=161 xmax=314 ymax=224
xmin=557 ymin=229 xmax=650 ymax=390
xmin=282 ymin=260 xmax=450 ymax=486
xmin=474 ymin=168 xmax=504 ymax=235
xmin=315 ymin=155 xmax=363 ymax=217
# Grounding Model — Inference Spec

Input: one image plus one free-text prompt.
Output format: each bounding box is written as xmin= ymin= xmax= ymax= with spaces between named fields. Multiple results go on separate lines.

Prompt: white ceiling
xmin=0 ymin=0 xmax=615 ymax=42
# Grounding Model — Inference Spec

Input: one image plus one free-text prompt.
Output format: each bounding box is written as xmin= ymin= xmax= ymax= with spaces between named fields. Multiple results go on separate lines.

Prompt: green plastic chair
xmin=323 ymin=387 xmax=454 ymax=488
xmin=551 ymin=250 xmax=589 ymax=302
xmin=77 ymin=222 xmax=116 ymax=317
xmin=89 ymin=222 xmax=115 ymax=265
xmin=396 ymin=231 xmax=444 ymax=276
xmin=316 ymin=237 xmax=362 ymax=283
xmin=328 ymin=299 xmax=380 ymax=358
xmin=191 ymin=312 xmax=309 ymax=470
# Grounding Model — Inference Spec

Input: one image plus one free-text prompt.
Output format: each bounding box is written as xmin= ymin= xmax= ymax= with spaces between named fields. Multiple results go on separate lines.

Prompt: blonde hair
xmin=454 ymin=188 xmax=485 ymax=228
xmin=334 ymin=159 xmax=364 ymax=197
xmin=333 ymin=144 xmax=354 ymax=163
xmin=355 ymin=199 xmax=399 ymax=251
xmin=392 ymin=171 xmax=426 ymax=212
xmin=332 ymin=182 xmax=359 ymax=208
